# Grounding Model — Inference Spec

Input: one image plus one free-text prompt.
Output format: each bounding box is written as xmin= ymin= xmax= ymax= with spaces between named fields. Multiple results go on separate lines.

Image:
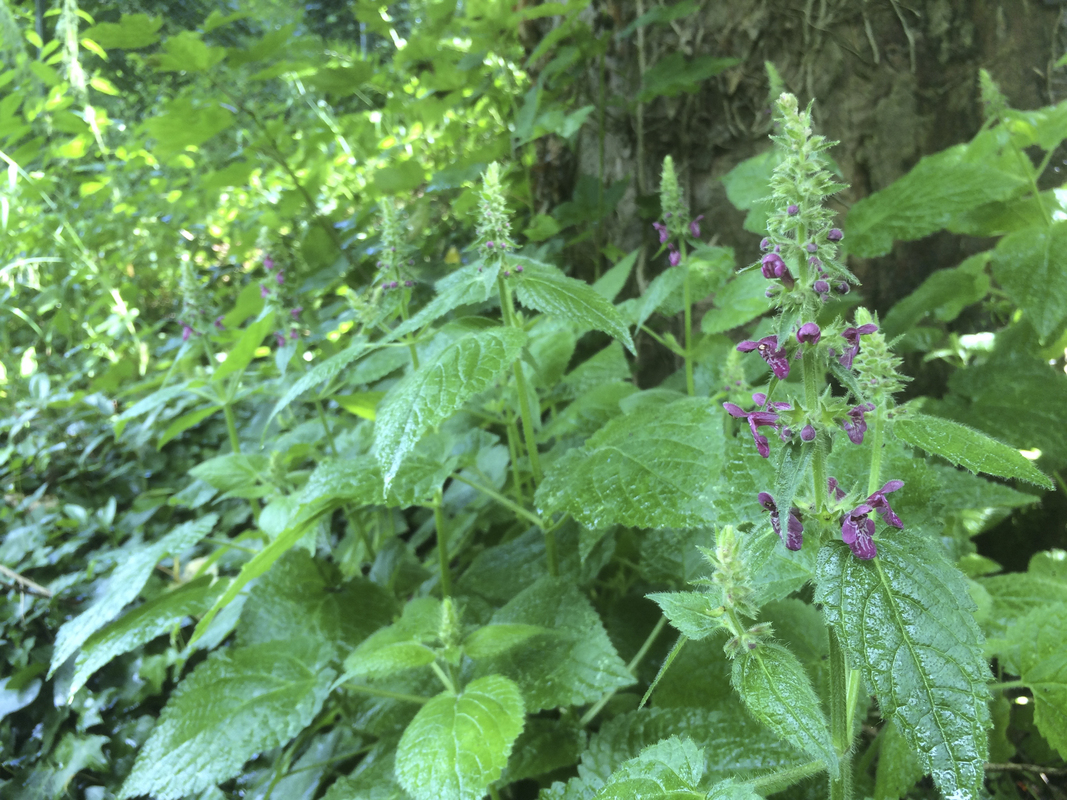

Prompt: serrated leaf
xmin=535 ymin=397 xmax=723 ymax=529
xmin=894 ymin=411 xmax=1053 ymax=489
xmin=463 ymin=623 xmax=555 ymax=660
xmin=395 ymin=675 xmax=524 ymax=800
xmin=82 ymin=13 xmax=162 ymax=48
xmin=502 ymin=717 xmax=585 ymax=783
xmin=980 ymin=551 xmax=1067 ymax=640
xmin=731 ymin=642 xmax=838 ymax=775
xmin=638 ymin=53 xmax=739 ymax=101
xmin=646 ymin=591 xmax=724 ymax=641
xmin=118 ymin=640 xmax=335 ymax=800
xmin=883 ymin=253 xmax=991 ymax=338
xmin=874 ymin=719 xmax=926 ymax=800
xmin=212 ymin=311 xmax=275 ymax=383
xmin=595 ymin=735 xmax=704 ymax=800
xmin=50 ymin=515 xmax=218 ymax=677
xmin=157 ymin=405 xmax=219 ymax=448
xmin=300 ymin=451 xmax=456 ymax=511
xmin=633 ymin=265 xmax=684 ymax=330
xmin=389 ymin=260 xmax=501 ymax=342
xmin=474 ymin=577 xmax=632 ymax=711
xmin=772 ymin=440 xmax=814 ymax=532
xmin=375 ymin=327 xmax=525 ymax=491
xmin=512 ymin=258 xmax=634 ymax=352
xmin=846 ymin=143 xmax=1026 ymax=258
xmin=267 ymin=339 xmax=368 ymax=425
xmin=701 ymin=270 xmax=774 ymax=334
xmin=814 ymin=534 xmax=990 ymax=800
xmin=70 ymin=576 xmax=227 ymax=698
xmin=999 ymin=606 xmax=1067 ymax=759
xmin=341 ymin=596 xmax=440 ymax=681
xmin=188 ymin=453 xmax=270 ymax=498
xmin=705 ymin=779 xmax=763 ymax=800
xmin=990 ymin=220 xmax=1067 ymax=339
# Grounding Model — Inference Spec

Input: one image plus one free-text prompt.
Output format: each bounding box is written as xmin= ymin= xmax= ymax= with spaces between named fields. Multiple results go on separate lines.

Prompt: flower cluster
xmin=475 ymin=163 xmax=515 ymax=261
xmin=176 ymin=261 xmax=221 ymax=342
xmin=259 ymin=255 xmax=303 ymax=347
xmin=832 ymin=478 xmax=904 ymax=560
xmin=651 ymin=156 xmax=703 ymax=267
xmin=723 ymin=393 xmax=790 ymax=458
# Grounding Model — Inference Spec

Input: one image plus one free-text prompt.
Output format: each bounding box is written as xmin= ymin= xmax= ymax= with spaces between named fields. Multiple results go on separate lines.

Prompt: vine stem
xmin=450 ymin=473 xmax=544 ymax=529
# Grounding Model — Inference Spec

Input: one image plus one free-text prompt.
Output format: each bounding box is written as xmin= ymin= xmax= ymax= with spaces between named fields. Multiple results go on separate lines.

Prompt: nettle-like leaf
xmin=991 ymin=221 xmax=1067 ymax=339
xmin=212 ymin=310 xmax=275 ymax=383
xmin=502 ymin=717 xmax=586 ymax=784
xmin=894 ymin=410 xmax=1053 ymax=489
xmin=731 ymin=641 xmax=838 ymax=776
xmin=267 ymin=338 xmax=368 ymax=424
xmin=646 ymin=590 xmax=725 ymax=641
xmin=536 ymin=397 xmax=723 ymax=529
xmin=473 ymin=577 xmax=632 ymax=711
xmin=511 ymin=257 xmax=635 ymax=353
xmin=815 ymin=534 xmax=991 ymax=800
xmin=50 ymin=514 xmax=218 ymax=677
xmin=980 ymin=550 xmax=1067 ymax=639
xmin=301 ymin=450 xmax=457 ymax=511
xmin=341 ymin=596 xmax=441 ymax=681
xmin=70 ymin=575 xmax=227 ymax=698
xmin=874 ymin=719 xmax=926 ymax=800
xmin=118 ymin=639 xmax=335 ymax=800
xmin=463 ymin=623 xmax=554 ymax=660
xmin=594 ymin=735 xmax=705 ymax=800
xmin=389 ymin=259 xmax=502 ymax=342
xmin=394 ymin=674 xmax=525 ymax=800
xmin=375 ymin=327 xmax=525 ymax=491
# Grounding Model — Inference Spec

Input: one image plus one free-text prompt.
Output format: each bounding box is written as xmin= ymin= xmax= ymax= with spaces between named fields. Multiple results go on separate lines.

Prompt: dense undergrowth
xmin=2 ymin=3 xmax=1067 ymax=800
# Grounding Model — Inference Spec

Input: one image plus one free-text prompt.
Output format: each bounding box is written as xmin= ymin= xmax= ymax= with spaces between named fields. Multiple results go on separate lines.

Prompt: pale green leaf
xmin=50 ymin=515 xmax=217 ymax=677
xmin=512 ymin=258 xmax=634 ymax=353
xmin=212 ymin=311 xmax=276 ymax=383
xmin=118 ymin=640 xmax=335 ymax=800
xmin=157 ymin=405 xmax=219 ymax=449
xmin=188 ymin=453 xmax=270 ymax=499
xmin=731 ymin=642 xmax=838 ymax=775
xmin=70 ymin=575 xmax=226 ymax=698
xmin=389 ymin=260 xmax=501 ymax=342
xmin=502 ymin=717 xmax=585 ymax=783
xmin=395 ymin=675 xmax=525 ymax=800
xmin=536 ymin=397 xmax=723 ymax=529
xmin=300 ymin=451 xmax=456 ymax=510
xmin=814 ymin=534 xmax=990 ymax=800
xmin=1002 ymin=606 xmax=1067 ymax=759
xmin=341 ymin=597 xmax=441 ymax=681
xmin=894 ymin=411 xmax=1053 ymax=489
xmin=82 ymin=13 xmax=162 ymax=48
xmin=463 ymin=623 xmax=554 ymax=660
xmin=701 ymin=270 xmax=773 ymax=334
xmin=267 ymin=339 xmax=368 ymax=425
xmin=593 ymin=249 xmax=637 ymax=301
xmin=375 ymin=327 xmax=525 ymax=490
xmin=646 ymin=590 xmax=725 ymax=641
xmin=594 ymin=735 xmax=704 ymax=800
xmin=990 ymin=220 xmax=1067 ymax=339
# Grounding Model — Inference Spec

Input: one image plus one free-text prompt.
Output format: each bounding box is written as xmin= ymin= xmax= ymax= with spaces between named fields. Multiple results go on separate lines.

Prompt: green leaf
xmin=731 ymin=642 xmax=838 ymax=775
xmin=705 ymin=779 xmax=763 ymax=800
xmin=473 ymin=577 xmax=632 ymax=711
xmin=188 ymin=453 xmax=270 ymax=499
xmin=980 ymin=551 xmax=1067 ymax=640
xmin=845 ymin=142 xmax=1026 ymax=257
xmin=157 ymin=405 xmax=219 ymax=449
xmin=595 ymin=735 xmax=705 ymax=800
xmin=300 ymin=451 xmax=455 ymax=510
xmin=375 ymin=327 xmax=525 ymax=491
xmin=374 ymin=160 xmax=425 ymax=194
xmin=772 ymin=441 xmax=814 ymax=532
xmin=502 ymin=717 xmax=585 ymax=783
xmin=212 ymin=311 xmax=276 ymax=383
xmin=342 ymin=597 xmax=441 ymax=681
xmin=632 ymin=265 xmax=684 ymax=330
xmin=592 ymin=249 xmax=637 ymax=301
xmin=82 ymin=13 xmax=162 ymax=49
xmin=701 ymin=270 xmax=774 ymax=334
xmin=267 ymin=339 xmax=368 ymax=425
xmin=990 ymin=221 xmax=1067 ymax=339
xmin=511 ymin=258 xmax=634 ymax=353
xmin=70 ymin=576 xmax=227 ymax=698
xmin=874 ymin=719 xmax=926 ymax=800
xmin=463 ymin=623 xmax=554 ymax=660
xmin=721 ymin=149 xmax=781 ymax=233
xmin=395 ymin=675 xmax=525 ymax=800
xmin=814 ymin=534 xmax=990 ymax=800
xmin=894 ymin=411 xmax=1053 ymax=489
xmin=118 ymin=640 xmax=335 ymax=800
xmin=150 ymin=30 xmax=227 ymax=72
xmin=389 ymin=261 xmax=502 ymax=342
xmin=646 ymin=591 xmax=724 ymax=641
xmin=143 ymin=97 xmax=235 ymax=156
xmin=639 ymin=54 xmax=740 ymax=102
xmin=536 ymin=397 xmax=723 ymax=529
xmin=883 ymin=253 xmax=991 ymax=338
xmin=50 ymin=515 xmax=217 ymax=677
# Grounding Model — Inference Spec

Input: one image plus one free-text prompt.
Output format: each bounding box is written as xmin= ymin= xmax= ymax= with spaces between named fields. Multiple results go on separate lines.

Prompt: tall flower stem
xmin=433 ymin=488 xmax=451 ymax=598
xmin=802 ymin=350 xmax=826 ymax=513
xmin=680 ymin=239 xmax=695 ymax=396
xmin=866 ymin=403 xmax=885 ymax=496
xmin=828 ymin=628 xmax=854 ymax=800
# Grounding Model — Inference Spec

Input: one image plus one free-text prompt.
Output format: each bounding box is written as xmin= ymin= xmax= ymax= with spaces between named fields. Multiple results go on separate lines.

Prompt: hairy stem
xmin=828 ymin=628 xmax=854 ymax=800
xmin=680 ymin=239 xmax=694 ymax=396
xmin=434 ymin=488 xmax=451 ymax=598
xmin=802 ymin=349 xmax=825 ymax=512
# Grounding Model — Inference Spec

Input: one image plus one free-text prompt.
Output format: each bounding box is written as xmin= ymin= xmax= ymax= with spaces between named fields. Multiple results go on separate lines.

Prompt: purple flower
xmin=737 ymin=336 xmax=790 ymax=380
xmin=800 ymin=424 xmax=816 ymax=441
xmin=724 ymin=393 xmax=790 ymax=458
xmin=389 ymin=281 xmax=399 ymax=289
xmin=487 ymin=241 xmax=495 ymax=248
xmin=787 ymin=204 xmax=799 ymax=216
xmin=758 ymin=492 xmax=803 ymax=551
xmin=264 ymin=256 xmax=275 ymax=271
xmin=653 ymin=222 xmax=669 ymax=244
xmin=827 ymin=476 xmax=846 ymax=501
xmin=503 ymin=270 xmax=511 ymax=277
xmin=181 ymin=324 xmax=193 ymax=341
xmin=275 ymin=332 xmax=286 ymax=347
xmin=214 ymin=316 xmax=225 ymax=330
xmin=760 ymin=237 xmax=772 ymax=251
xmin=813 ymin=280 xmax=830 ymax=302
xmin=827 ymin=228 xmax=843 ymax=242
xmin=515 ymin=265 xmax=524 ymax=273
xmin=796 ymin=322 xmax=821 ymax=346
xmin=841 ymin=402 xmax=875 ymax=444
xmin=867 ymin=480 xmax=905 ymax=529
xmin=668 ymin=246 xmax=681 ymax=267
xmin=808 ymin=256 xmax=823 ymax=270
xmin=841 ymin=505 xmax=877 ymax=559
xmin=382 ymin=282 xmax=389 ymax=290
xmin=276 ymin=271 xmax=285 ymax=285
xmin=806 ymin=242 xmax=818 ymax=253
xmin=260 ymin=284 xmax=270 ymax=299
xmin=760 ymin=252 xmax=795 ymax=289
xmin=404 ymin=280 xmax=415 ymax=287
xmin=839 ymin=323 xmax=878 ymax=369
xmin=290 ymin=306 xmax=303 ymax=319
xmin=290 ymin=329 xmax=298 ymax=340
xmin=689 ymin=215 xmax=704 ymax=237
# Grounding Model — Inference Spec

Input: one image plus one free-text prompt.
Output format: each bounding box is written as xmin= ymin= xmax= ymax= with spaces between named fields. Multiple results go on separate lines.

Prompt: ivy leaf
xmin=990 ymin=221 xmax=1067 ymax=339
xmin=474 ymin=577 xmax=633 ymax=711
xmin=595 ymin=735 xmax=705 ymax=800
xmin=50 ymin=514 xmax=218 ymax=677
xmin=395 ymin=674 xmax=525 ymax=800
xmin=815 ymin=534 xmax=991 ymax=800
xmin=267 ymin=338 xmax=368 ymax=425
xmin=375 ymin=327 xmax=525 ymax=491
xmin=894 ymin=411 xmax=1053 ymax=489
xmin=536 ymin=397 xmax=723 ymax=529
xmin=731 ymin=642 xmax=838 ymax=776
xmin=70 ymin=575 xmax=227 ymax=698
xmin=512 ymin=258 xmax=635 ymax=353
xmin=118 ymin=640 xmax=335 ymax=800
xmin=646 ymin=591 xmax=725 ymax=641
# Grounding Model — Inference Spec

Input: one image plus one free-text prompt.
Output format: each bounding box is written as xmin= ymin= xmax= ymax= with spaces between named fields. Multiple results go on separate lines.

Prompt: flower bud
xmin=787 ymin=204 xmax=799 ymax=216
xmin=827 ymin=228 xmax=843 ymax=242
xmin=800 ymin=424 xmax=816 ymax=441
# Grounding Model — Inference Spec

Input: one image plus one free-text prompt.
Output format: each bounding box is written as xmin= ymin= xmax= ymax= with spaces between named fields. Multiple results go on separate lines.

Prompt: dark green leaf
xmin=990 ymin=221 xmax=1067 ymax=339
xmin=595 ymin=735 xmax=705 ymax=800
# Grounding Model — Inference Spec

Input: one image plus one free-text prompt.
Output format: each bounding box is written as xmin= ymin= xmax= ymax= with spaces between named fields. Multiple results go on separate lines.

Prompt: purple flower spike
xmin=813 ymin=279 xmax=830 ymax=294
xmin=668 ymin=246 xmax=681 ymax=267
xmin=689 ymin=215 xmax=704 ymax=237
xmin=841 ymin=402 xmax=876 ymax=444
xmin=724 ymin=402 xmax=780 ymax=458
xmin=261 ymin=284 xmax=270 ymax=299
xmin=181 ymin=324 xmax=193 ymax=342
xmin=866 ymin=480 xmax=905 ymax=528
xmin=800 ymin=424 xmax=816 ymax=442
xmin=842 ymin=505 xmax=877 ymax=559
xmin=797 ymin=322 xmax=821 ymax=346
xmin=808 ymin=256 xmax=822 ymax=270
xmin=291 ymin=306 xmax=303 ymax=319
xmin=264 ymin=256 xmax=275 ymax=271
xmin=761 ymin=252 xmax=785 ymax=279
xmin=760 ymin=237 xmax=772 ymax=251
xmin=737 ymin=335 xmax=790 ymax=380
xmin=214 ymin=316 xmax=225 ymax=330
xmin=839 ymin=323 xmax=878 ymax=369
xmin=653 ymin=222 xmax=669 ymax=244
xmin=276 ymin=271 xmax=285 ymax=285
xmin=827 ymin=228 xmax=844 ymax=242
xmin=787 ymin=204 xmax=799 ymax=216
xmin=758 ymin=492 xmax=803 ymax=551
